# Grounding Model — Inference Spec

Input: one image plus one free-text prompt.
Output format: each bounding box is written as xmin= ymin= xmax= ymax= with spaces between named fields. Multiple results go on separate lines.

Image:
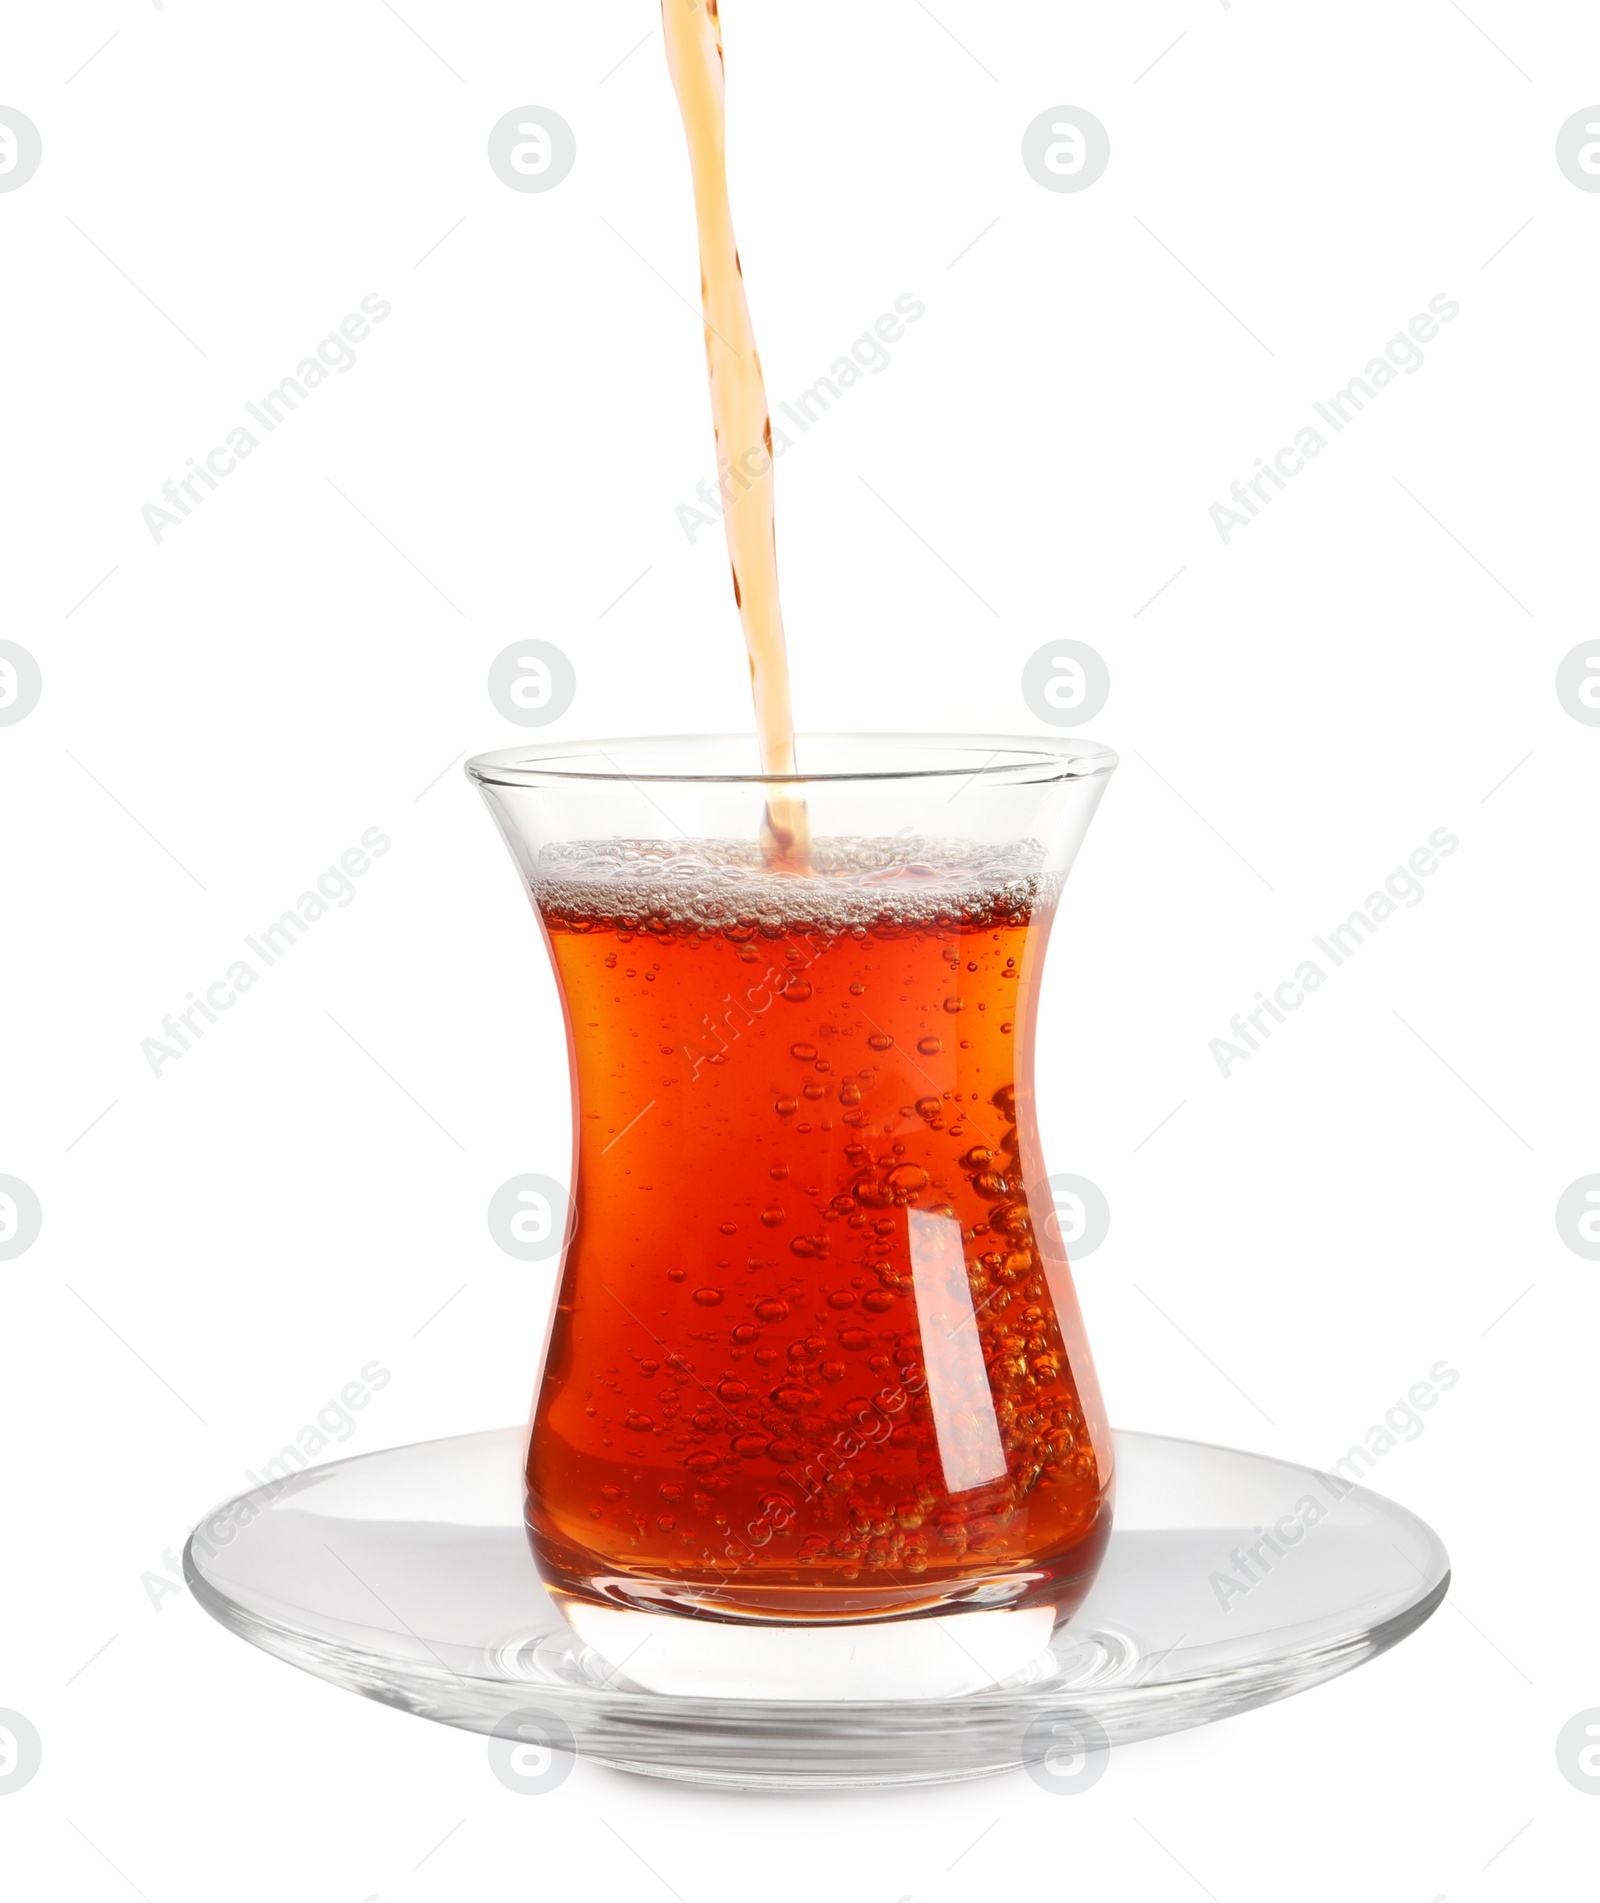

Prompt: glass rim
xmin=464 ymin=732 xmax=1118 ymax=789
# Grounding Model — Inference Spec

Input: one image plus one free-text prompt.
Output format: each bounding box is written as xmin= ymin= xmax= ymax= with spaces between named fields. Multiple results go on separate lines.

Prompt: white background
xmin=3 ymin=1 xmax=1597 ymax=1897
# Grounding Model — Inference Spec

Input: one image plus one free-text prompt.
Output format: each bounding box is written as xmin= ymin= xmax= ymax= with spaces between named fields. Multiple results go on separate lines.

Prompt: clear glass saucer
xmin=185 ymin=1426 xmax=1449 ymax=1790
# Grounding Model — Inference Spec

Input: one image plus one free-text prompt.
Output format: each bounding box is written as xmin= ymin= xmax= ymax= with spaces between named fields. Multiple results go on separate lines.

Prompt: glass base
xmin=559 ymin=1602 xmax=1060 ymax=1700
xmin=185 ymin=1426 xmax=1449 ymax=1789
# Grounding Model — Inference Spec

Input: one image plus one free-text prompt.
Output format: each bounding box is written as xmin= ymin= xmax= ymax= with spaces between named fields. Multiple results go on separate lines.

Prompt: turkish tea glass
xmin=467 ymin=734 xmax=1117 ymax=1697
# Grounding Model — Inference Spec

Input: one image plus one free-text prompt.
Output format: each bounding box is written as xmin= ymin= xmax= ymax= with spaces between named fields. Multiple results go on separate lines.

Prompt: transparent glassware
xmin=184 ymin=1424 xmax=1451 ymax=1783
xmin=466 ymin=734 xmax=1118 ymax=1693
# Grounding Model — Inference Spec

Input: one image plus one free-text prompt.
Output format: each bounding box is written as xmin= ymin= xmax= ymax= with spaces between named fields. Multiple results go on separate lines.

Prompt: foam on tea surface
xmin=531 ymin=836 xmax=1053 ymax=933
